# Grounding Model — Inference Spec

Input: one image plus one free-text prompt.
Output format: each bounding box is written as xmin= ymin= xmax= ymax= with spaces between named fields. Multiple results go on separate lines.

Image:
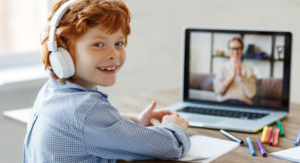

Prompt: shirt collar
xmin=48 ymin=74 xmax=108 ymax=98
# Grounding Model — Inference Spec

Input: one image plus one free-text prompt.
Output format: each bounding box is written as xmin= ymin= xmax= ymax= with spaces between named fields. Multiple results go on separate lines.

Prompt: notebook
xmin=175 ymin=135 xmax=240 ymax=162
xmin=270 ymin=146 xmax=300 ymax=162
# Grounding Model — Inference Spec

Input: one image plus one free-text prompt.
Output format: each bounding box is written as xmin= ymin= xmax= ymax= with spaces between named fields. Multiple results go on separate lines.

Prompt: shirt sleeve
xmin=83 ymin=101 xmax=191 ymax=161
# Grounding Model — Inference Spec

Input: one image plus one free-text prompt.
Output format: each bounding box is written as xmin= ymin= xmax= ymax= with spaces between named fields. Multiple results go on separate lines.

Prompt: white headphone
xmin=47 ymin=0 xmax=77 ymax=79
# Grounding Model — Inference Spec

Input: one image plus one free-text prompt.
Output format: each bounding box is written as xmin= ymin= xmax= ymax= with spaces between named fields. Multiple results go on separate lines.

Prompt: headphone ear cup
xmin=49 ymin=47 xmax=75 ymax=79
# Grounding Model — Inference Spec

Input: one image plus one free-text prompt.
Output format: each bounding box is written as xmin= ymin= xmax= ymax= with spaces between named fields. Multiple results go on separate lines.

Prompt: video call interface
xmin=188 ymin=31 xmax=286 ymax=107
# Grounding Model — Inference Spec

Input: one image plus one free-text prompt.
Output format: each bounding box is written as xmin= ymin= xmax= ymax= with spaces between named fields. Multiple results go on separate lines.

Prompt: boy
xmin=23 ymin=0 xmax=191 ymax=162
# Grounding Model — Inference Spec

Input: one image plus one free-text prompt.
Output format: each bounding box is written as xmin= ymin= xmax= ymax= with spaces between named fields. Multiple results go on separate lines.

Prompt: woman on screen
xmin=213 ymin=37 xmax=257 ymax=105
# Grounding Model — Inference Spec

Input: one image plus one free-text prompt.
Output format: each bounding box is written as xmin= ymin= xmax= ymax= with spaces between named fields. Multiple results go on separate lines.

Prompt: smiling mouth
xmin=97 ymin=66 xmax=118 ymax=74
xmin=97 ymin=66 xmax=117 ymax=71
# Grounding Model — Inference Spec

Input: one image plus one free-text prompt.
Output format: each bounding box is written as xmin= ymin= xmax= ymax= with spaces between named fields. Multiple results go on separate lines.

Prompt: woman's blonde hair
xmin=41 ymin=0 xmax=131 ymax=82
xmin=228 ymin=37 xmax=244 ymax=49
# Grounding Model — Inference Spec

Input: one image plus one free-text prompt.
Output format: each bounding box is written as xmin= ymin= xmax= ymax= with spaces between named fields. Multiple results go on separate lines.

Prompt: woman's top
xmin=23 ymin=76 xmax=191 ymax=163
xmin=213 ymin=62 xmax=257 ymax=105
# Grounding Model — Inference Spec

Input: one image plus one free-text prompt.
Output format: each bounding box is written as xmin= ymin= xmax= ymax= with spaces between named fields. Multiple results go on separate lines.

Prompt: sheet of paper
xmin=270 ymin=146 xmax=300 ymax=162
xmin=175 ymin=135 xmax=240 ymax=162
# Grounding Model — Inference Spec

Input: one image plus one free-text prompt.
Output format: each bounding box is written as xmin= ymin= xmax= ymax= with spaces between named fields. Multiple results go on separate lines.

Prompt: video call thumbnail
xmin=189 ymin=32 xmax=285 ymax=107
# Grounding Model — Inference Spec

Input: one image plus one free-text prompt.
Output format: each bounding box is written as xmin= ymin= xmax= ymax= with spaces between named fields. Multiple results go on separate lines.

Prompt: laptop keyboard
xmin=177 ymin=106 xmax=269 ymax=120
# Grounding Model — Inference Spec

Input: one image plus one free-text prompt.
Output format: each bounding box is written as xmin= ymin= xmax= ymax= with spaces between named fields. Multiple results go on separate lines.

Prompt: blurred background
xmin=1 ymin=0 xmax=300 ymax=162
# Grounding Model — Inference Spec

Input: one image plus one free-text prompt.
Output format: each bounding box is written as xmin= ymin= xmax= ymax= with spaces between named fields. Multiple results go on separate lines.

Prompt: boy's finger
xmin=169 ymin=110 xmax=180 ymax=117
xmin=150 ymin=118 xmax=160 ymax=126
xmin=160 ymin=109 xmax=171 ymax=116
xmin=146 ymin=101 xmax=156 ymax=112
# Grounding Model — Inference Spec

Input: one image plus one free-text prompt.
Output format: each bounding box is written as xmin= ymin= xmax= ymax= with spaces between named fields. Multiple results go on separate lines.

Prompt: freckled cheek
xmin=86 ymin=49 xmax=100 ymax=64
xmin=118 ymin=52 xmax=126 ymax=70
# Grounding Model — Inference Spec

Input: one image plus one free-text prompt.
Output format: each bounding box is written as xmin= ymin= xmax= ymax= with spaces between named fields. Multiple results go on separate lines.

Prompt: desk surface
xmin=4 ymin=89 xmax=299 ymax=163
xmin=110 ymin=89 xmax=298 ymax=163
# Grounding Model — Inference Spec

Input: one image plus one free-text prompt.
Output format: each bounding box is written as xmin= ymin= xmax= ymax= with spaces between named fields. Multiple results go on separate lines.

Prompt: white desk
xmin=3 ymin=108 xmax=31 ymax=124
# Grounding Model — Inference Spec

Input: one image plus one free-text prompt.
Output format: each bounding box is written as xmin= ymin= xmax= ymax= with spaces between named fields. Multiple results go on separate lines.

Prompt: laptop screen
xmin=183 ymin=27 xmax=292 ymax=111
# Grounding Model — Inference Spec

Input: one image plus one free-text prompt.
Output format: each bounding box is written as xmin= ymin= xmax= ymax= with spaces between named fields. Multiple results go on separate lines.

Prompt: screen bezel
xmin=183 ymin=27 xmax=292 ymax=112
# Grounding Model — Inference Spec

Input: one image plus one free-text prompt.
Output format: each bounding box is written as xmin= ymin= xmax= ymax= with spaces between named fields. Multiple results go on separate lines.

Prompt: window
xmin=0 ymin=0 xmax=52 ymax=90
xmin=0 ymin=0 xmax=50 ymax=67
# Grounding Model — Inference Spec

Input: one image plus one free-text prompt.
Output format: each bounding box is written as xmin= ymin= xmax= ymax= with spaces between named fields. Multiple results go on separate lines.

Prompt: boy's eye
xmin=115 ymin=42 xmax=124 ymax=46
xmin=94 ymin=43 xmax=104 ymax=47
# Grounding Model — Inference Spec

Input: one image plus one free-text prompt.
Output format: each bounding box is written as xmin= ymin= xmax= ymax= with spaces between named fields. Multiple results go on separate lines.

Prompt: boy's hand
xmin=138 ymin=101 xmax=180 ymax=127
xmin=151 ymin=114 xmax=189 ymax=132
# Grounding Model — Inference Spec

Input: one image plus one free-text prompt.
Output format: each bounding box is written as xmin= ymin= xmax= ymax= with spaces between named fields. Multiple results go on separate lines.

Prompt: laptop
xmin=165 ymin=26 xmax=292 ymax=133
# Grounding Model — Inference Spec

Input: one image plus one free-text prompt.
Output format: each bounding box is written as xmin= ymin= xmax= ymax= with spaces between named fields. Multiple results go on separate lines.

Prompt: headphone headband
xmin=47 ymin=0 xmax=77 ymax=52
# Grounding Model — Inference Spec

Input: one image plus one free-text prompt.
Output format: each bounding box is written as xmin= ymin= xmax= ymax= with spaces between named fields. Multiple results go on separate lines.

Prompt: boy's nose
xmin=107 ymin=47 xmax=119 ymax=60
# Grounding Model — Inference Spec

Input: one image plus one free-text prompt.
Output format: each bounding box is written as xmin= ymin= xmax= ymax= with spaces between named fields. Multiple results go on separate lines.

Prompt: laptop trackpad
xmin=186 ymin=116 xmax=223 ymax=124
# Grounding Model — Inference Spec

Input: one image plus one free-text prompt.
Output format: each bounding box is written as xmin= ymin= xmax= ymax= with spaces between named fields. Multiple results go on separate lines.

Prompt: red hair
xmin=41 ymin=0 xmax=131 ymax=82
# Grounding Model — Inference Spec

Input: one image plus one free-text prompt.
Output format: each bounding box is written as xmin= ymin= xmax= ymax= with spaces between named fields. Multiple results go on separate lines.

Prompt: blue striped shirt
xmin=23 ymin=76 xmax=191 ymax=163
